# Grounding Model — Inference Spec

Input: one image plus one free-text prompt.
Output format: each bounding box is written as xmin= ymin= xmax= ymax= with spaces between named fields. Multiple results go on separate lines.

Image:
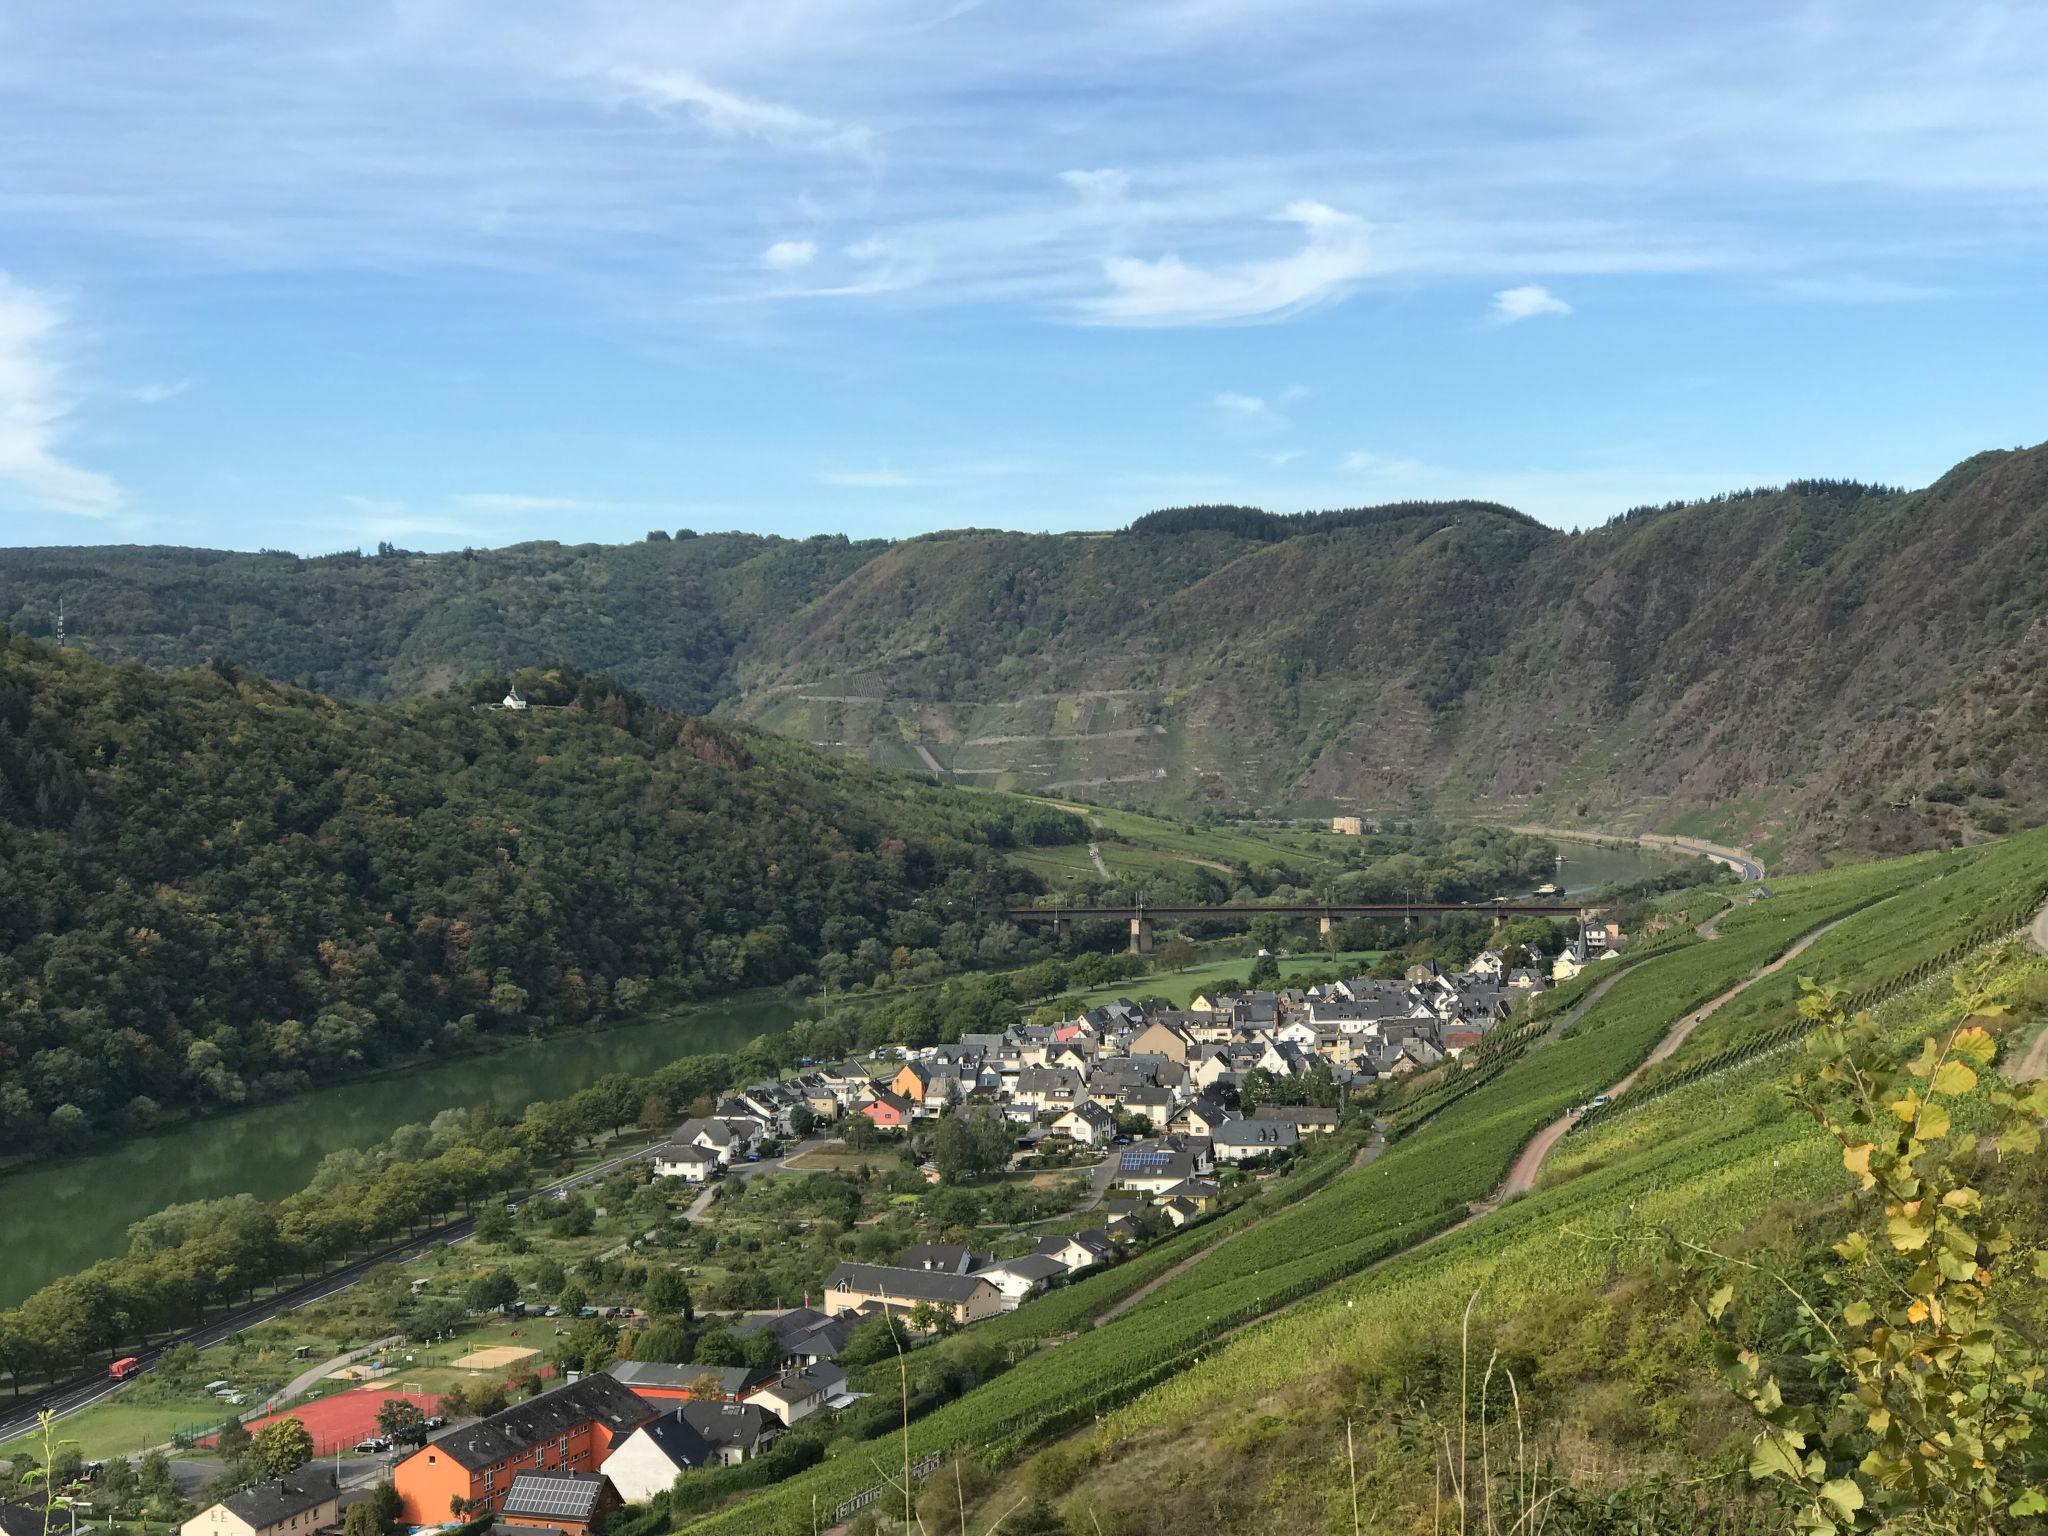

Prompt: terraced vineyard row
xmin=1110 ymin=901 xmax=2048 ymax=1459
xmin=1573 ymin=859 xmax=2048 ymax=1132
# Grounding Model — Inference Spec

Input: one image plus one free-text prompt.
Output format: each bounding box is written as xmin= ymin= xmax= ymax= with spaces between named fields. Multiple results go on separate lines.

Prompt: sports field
xmin=208 ymin=1388 xmax=443 ymax=1457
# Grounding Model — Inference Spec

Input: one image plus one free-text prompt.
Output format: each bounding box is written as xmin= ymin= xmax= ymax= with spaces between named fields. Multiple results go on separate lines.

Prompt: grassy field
xmin=1062 ymin=950 xmax=1386 ymax=1010
xmin=1003 ymin=798 xmax=1360 ymax=892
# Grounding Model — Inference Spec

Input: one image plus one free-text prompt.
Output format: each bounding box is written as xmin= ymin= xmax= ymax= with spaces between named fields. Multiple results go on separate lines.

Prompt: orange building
xmin=392 ymin=1376 xmax=653 ymax=1526
xmin=855 ymin=1091 xmax=911 ymax=1129
xmin=602 ymin=1361 xmax=770 ymax=1405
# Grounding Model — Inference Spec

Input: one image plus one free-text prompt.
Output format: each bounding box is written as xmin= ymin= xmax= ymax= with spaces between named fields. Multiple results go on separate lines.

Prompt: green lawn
xmin=1062 ymin=949 xmax=1385 ymax=1010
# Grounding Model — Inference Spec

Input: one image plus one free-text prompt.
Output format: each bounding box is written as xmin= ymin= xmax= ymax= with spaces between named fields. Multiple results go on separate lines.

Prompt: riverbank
xmin=0 ymin=989 xmax=795 ymax=1183
xmin=1507 ymin=823 xmax=1766 ymax=883
xmin=0 ymin=995 xmax=804 ymax=1307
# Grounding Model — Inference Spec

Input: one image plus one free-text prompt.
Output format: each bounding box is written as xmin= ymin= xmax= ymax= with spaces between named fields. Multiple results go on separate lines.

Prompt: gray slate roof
xmin=430 ymin=1375 xmax=652 ymax=1471
xmin=824 ymin=1263 xmax=996 ymax=1304
xmin=218 ymin=1469 xmax=337 ymax=1530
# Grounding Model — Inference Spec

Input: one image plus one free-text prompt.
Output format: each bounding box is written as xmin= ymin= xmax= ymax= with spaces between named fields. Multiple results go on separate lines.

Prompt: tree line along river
xmin=0 ymin=999 xmax=801 ymax=1307
xmin=0 ymin=839 xmax=1683 ymax=1307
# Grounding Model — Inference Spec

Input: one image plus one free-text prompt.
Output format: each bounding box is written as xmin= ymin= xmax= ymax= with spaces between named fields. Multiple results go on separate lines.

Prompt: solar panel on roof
xmin=503 ymin=1477 xmax=600 ymax=1519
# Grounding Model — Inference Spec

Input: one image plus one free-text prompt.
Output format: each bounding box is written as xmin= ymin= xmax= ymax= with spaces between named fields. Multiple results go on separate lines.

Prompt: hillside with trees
xmin=0 ymin=633 xmax=1077 ymax=1157
xmin=8 ymin=443 xmax=2048 ymax=864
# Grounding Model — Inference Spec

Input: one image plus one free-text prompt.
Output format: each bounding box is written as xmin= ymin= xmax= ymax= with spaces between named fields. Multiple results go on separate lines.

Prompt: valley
xmin=12 ymin=443 xmax=2048 ymax=867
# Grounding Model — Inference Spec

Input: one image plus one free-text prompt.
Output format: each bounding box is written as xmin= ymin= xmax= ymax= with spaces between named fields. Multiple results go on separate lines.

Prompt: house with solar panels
xmin=390 ymin=1375 xmax=654 ymax=1526
xmin=1113 ymin=1135 xmax=1214 ymax=1195
xmin=493 ymin=1471 xmax=619 ymax=1536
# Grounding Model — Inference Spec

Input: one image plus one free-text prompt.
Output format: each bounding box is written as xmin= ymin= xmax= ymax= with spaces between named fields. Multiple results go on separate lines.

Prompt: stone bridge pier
xmin=1129 ymin=916 xmax=1154 ymax=954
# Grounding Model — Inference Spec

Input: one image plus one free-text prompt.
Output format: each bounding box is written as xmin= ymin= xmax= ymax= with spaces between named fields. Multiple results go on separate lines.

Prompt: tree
xmin=1247 ymin=952 xmax=1281 ymax=987
xmin=555 ymin=1317 xmax=618 ymax=1374
xmin=834 ymin=1315 xmax=904 ymax=1369
xmin=248 ymin=1417 xmax=314 ymax=1478
xmin=931 ymin=1104 xmax=1011 ymax=1185
xmin=842 ymin=1114 xmax=878 ymax=1151
xmin=366 ymin=1483 xmax=403 ymax=1532
xmin=1159 ymin=935 xmax=1199 ymax=973
xmin=788 ymin=1103 xmax=816 ymax=1138
xmin=472 ymin=1205 xmax=513 ymax=1244
xmin=632 ymin=1323 xmax=690 ymax=1364
xmin=342 ymin=1503 xmax=382 ymax=1536
xmin=693 ymin=1327 xmax=743 ymax=1366
xmin=375 ymin=1399 xmax=427 ymax=1445
xmin=464 ymin=1270 xmax=517 ymax=1312
xmin=1681 ymin=977 xmax=2048 ymax=1533
xmin=643 ymin=1267 xmax=691 ymax=1318
xmin=741 ymin=1328 xmax=782 ymax=1372
xmin=214 ymin=1415 xmax=252 ymax=1468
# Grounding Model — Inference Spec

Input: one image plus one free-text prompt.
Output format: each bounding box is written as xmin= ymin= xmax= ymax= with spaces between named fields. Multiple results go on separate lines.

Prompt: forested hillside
xmin=9 ymin=443 xmax=2048 ymax=864
xmin=0 ymin=633 xmax=1074 ymax=1156
xmin=0 ymin=532 xmax=884 ymax=709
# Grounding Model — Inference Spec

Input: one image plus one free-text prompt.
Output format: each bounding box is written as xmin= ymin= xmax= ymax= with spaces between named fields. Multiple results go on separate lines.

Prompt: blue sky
xmin=3 ymin=0 xmax=2046 ymax=553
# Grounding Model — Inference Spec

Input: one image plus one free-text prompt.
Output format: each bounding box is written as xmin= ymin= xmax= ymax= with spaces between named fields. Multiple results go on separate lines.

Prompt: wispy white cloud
xmin=818 ymin=468 xmax=924 ymax=488
xmin=454 ymin=492 xmax=592 ymax=514
xmin=606 ymin=66 xmax=875 ymax=161
xmin=1214 ymin=391 xmax=1274 ymax=418
xmin=762 ymin=239 xmax=818 ymax=270
xmin=1764 ymin=273 xmax=1946 ymax=304
xmin=1075 ymin=201 xmax=1371 ymax=326
xmin=0 ymin=273 xmax=123 ymax=519
xmin=129 ymin=377 xmax=195 ymax=405
xmin=1340 ymin=449 xmax=1428 ymax=478
xmin=1059 ymin=168 xmax=1130 ymax=201
xmin=1488 ymin=284 xmax=1572 ymax=324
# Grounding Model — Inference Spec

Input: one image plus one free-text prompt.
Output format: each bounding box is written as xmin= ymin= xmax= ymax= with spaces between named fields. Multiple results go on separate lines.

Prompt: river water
xmin=1539 ymin=838 xmax=1691 ymax=896
xmin=0 ymin=838 xmax=1690 ymax=1306
xmin=0 ymin=1000 xmax=800 ymax=1306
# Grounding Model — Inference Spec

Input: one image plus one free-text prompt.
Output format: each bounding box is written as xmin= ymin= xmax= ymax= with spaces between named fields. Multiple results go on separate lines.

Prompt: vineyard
xmin=680 ymin=828 xmax=2048 ymax=1534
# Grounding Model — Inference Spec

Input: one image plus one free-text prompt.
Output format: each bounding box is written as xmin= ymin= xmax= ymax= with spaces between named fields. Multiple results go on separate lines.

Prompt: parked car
xmin=423 ymin=1415 xmax=446 ymax=1430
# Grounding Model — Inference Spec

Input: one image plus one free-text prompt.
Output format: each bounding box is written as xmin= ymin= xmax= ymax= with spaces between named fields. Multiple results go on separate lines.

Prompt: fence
xmin=830 ymin=1450 xmax=944 ymax=1524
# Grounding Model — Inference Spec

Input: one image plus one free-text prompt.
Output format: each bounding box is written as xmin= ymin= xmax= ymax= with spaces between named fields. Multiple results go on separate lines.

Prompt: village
xmin=7 ymin=922 xmax=1638 ymax=1536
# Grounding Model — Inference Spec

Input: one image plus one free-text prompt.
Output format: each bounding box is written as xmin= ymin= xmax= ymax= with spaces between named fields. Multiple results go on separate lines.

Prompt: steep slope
xmin=7 ymin=444 xmax=2048 ymax=862
xmin=0 ymin=633 xmax=1068 ymax=1157
xmin=0 ymin=532 xmax=884 ymax=710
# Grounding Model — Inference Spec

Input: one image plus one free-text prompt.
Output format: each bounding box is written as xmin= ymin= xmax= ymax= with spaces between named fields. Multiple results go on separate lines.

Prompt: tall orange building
xmin=392 ymin=1376 xmax=654 ymax=1526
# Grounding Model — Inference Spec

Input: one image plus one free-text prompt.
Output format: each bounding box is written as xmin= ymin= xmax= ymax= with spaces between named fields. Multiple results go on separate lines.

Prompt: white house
xmin=743 ymin=1362 xmax=846 ymax=1426
xmin=602 ymin=1403 xmax=776 ymax=1500
xmin=970 ymin=1254 xmax=1068 ymax=1309
xmin=1051 ymin=1102 xmax=1117 ymax=1146
xmin=651 ymin=1142 xmax=721 ymax=1183
xmin=1033 ymin=1230 xmax=1117 ymax=1272
xmin=1211 ymin=1117 xmax=1300 ymax=1164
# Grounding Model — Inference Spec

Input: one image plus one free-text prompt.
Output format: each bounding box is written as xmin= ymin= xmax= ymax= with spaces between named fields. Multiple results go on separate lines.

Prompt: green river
xmin=0 ymin=1000 xmax=800 ymax=1306
xmin=0 ymin=839 xmax=1694 ymax=1306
